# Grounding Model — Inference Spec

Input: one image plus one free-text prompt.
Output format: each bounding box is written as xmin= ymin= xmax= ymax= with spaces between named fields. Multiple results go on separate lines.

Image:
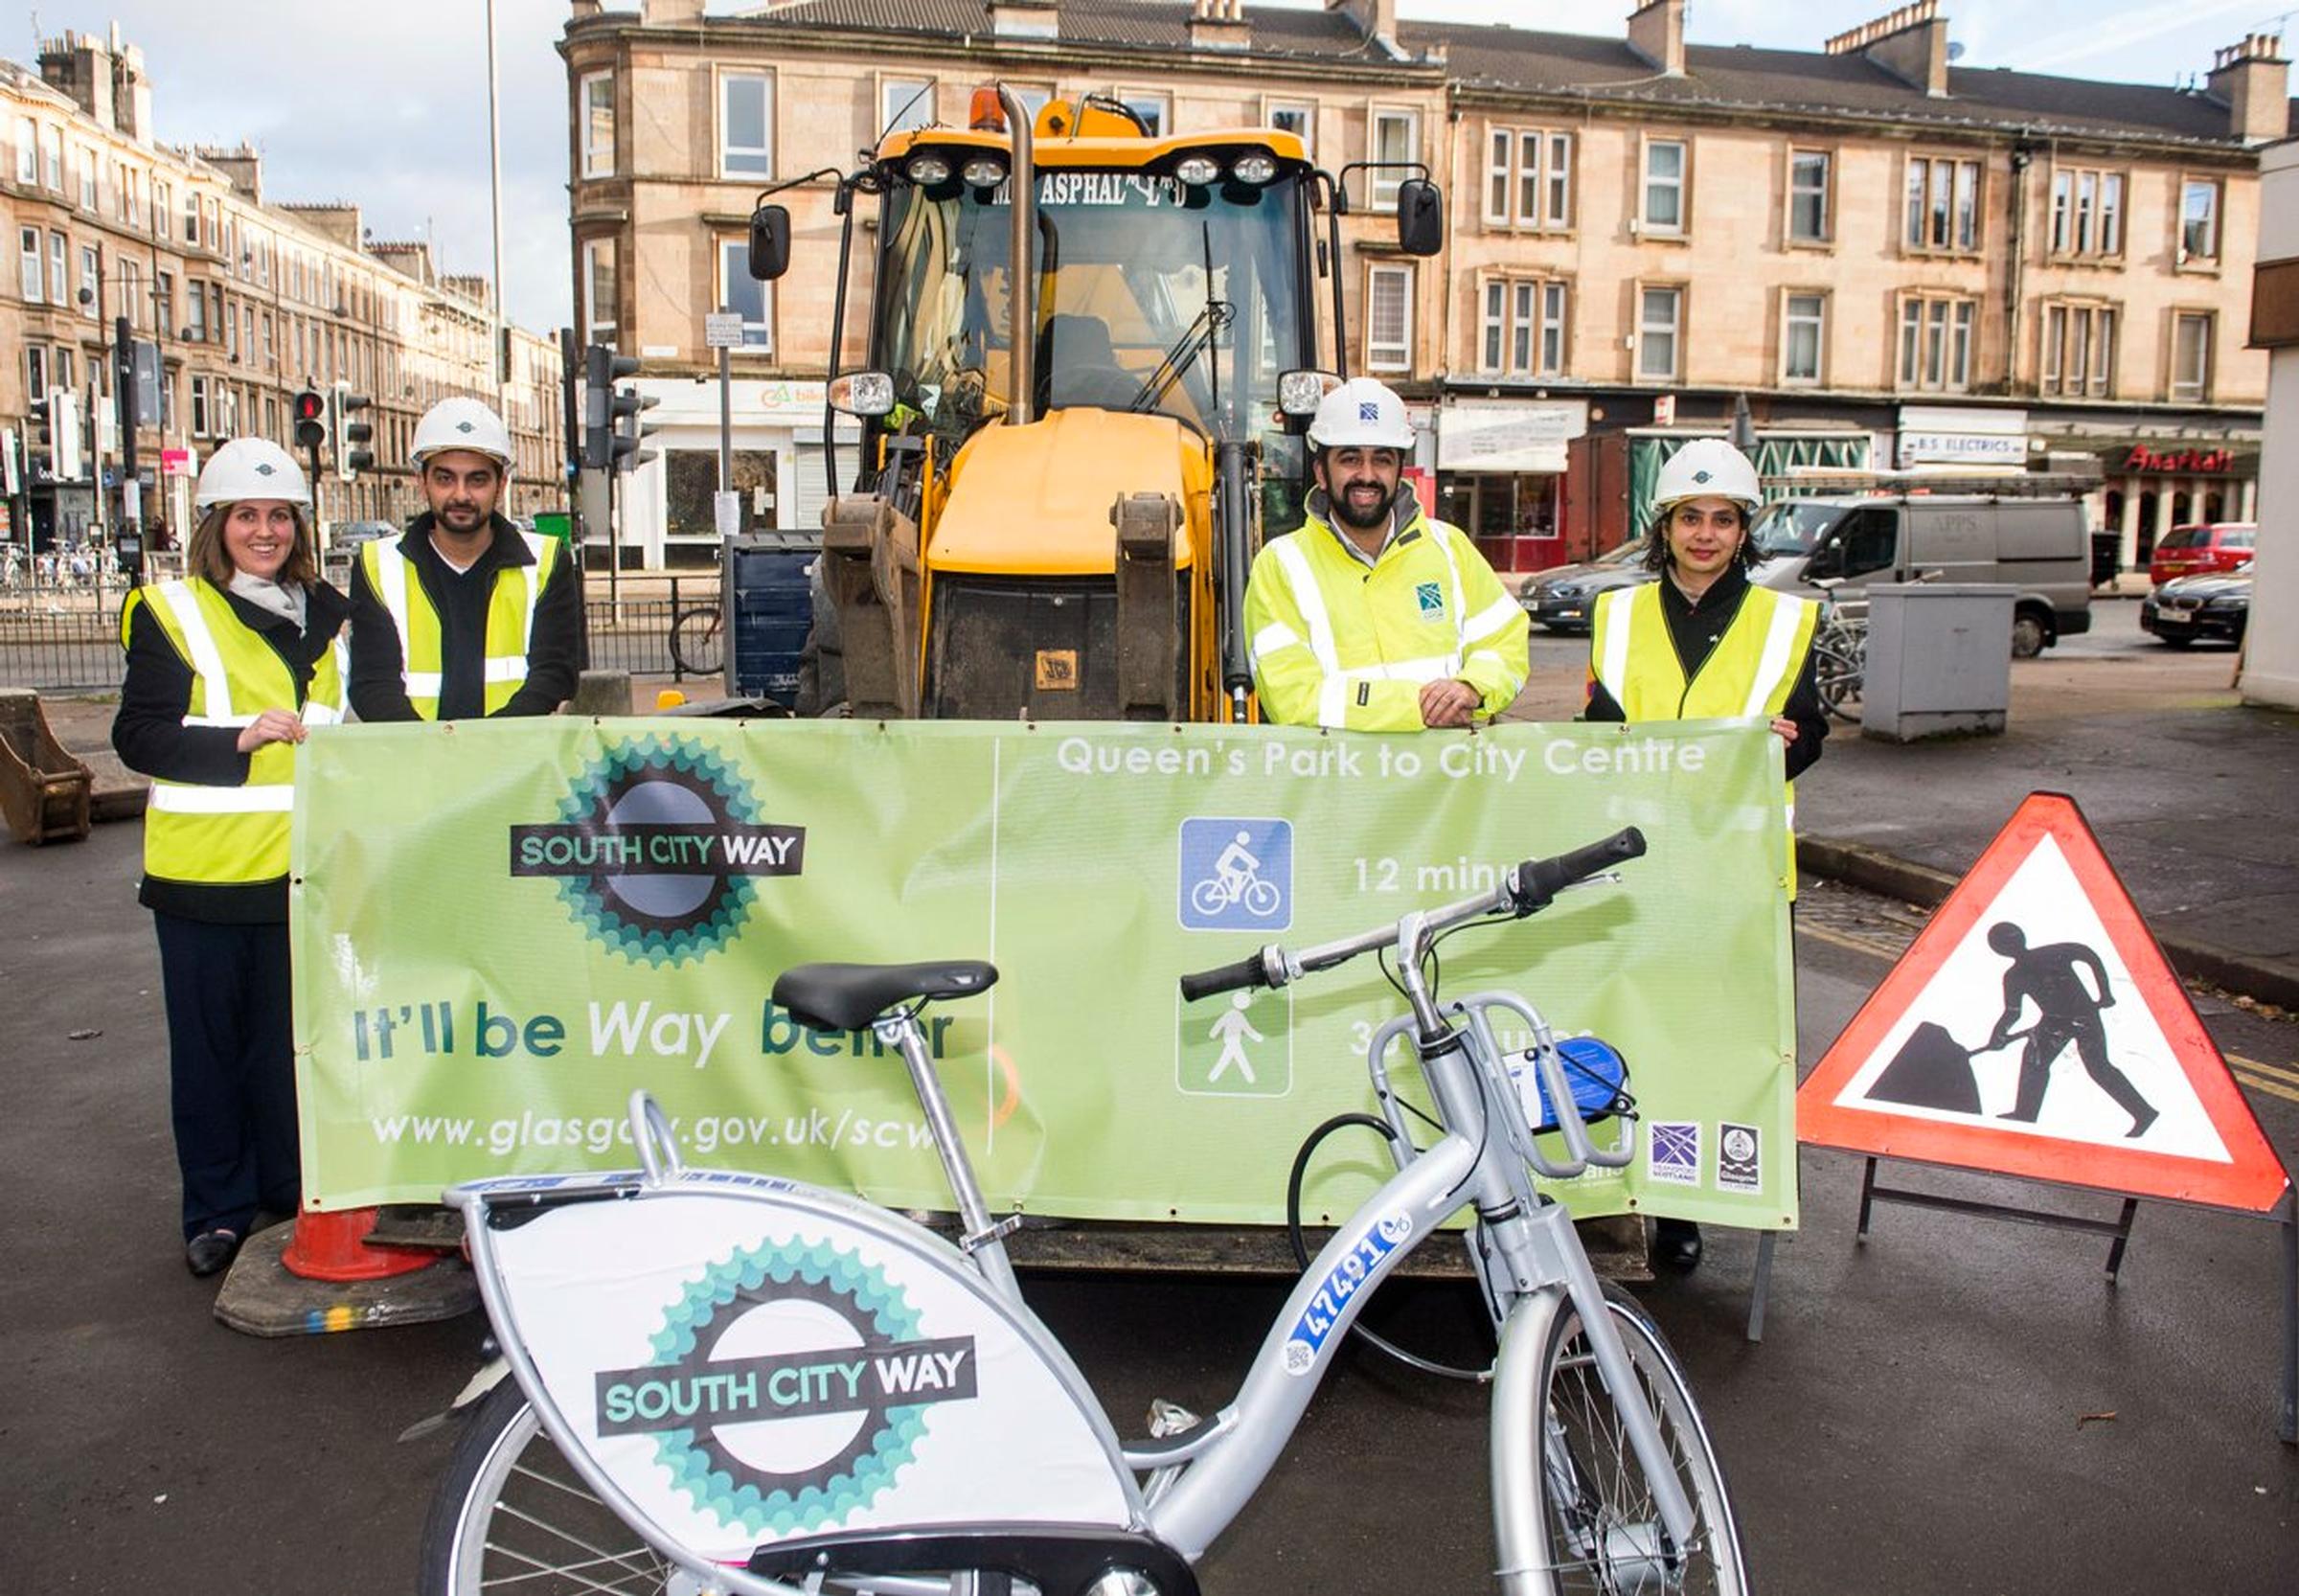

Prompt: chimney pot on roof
xmin=2208 ymin=32 xmax=2288 ymax=143
xmin=1190 ymin=0 xmax=1252 ymax=51
xmin=1824 ymin=1 xmax=1951 ymax=99
xmin=1626 ymin=0 xmax=1686 ymax=79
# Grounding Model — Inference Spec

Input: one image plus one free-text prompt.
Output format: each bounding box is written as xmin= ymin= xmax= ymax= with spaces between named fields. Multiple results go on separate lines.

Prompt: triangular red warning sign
xmin=1799 ymin=791 xmax=2290 ymax=1214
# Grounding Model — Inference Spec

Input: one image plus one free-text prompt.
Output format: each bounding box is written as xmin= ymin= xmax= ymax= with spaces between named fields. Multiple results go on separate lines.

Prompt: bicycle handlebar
xmin=1177 ymin=826 xmax=1647 ymax=1001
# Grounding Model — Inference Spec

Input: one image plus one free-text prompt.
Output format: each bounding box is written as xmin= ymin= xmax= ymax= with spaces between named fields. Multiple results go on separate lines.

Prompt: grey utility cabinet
xmin=1860 ymin=582 xmax=2014 ymax=741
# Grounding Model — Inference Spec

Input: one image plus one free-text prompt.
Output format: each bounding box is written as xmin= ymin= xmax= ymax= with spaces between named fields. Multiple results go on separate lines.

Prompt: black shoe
xmin=185 ymin=1229 xmax=240 ymax=1278
xmin=1652 ymin=1218 xmax=1703 ymax=1271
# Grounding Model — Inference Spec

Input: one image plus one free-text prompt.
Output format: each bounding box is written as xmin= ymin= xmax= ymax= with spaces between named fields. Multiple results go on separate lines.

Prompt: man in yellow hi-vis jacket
xmin=1244 ymin=377 xmax=1527 ymax=729
xmin=347 ymin=397 xmax=582 ymax=720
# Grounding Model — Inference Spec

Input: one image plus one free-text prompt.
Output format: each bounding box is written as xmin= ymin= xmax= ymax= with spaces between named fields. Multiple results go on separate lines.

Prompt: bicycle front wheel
xmin=1811 ymin=643 xmax=1862 ymax=722
xmin=670 ymin=606 xmax=724 ymax=677
xmin=417 ymin=1379 xmax=675 ymax=1595
xmin=1507 ymin=1286 xmax=1746 ymax=1594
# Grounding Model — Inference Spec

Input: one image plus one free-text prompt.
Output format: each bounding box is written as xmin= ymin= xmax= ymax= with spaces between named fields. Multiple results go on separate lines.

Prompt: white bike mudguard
xmin=459 ymin=1172 xmax=1139 ymax=1569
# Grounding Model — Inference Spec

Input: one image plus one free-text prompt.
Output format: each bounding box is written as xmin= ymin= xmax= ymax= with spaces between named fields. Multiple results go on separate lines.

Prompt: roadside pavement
xmin=29 ymin=616 xmax=2295 ymax=1004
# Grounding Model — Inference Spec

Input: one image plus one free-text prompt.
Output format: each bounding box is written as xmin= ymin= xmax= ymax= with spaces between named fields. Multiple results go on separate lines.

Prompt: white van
xmin=1748 ymin=493 xmax=2092 ymax=656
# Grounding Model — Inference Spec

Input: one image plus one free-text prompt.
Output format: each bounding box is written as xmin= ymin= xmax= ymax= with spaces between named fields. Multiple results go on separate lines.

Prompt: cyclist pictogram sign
xmin=1799 ymin=792 xmax=2290 ymax=1214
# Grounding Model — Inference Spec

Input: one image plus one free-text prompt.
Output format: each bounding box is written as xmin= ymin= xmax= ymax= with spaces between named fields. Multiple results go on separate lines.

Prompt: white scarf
xmin=229 ymin=570 xmax=310 ymax=632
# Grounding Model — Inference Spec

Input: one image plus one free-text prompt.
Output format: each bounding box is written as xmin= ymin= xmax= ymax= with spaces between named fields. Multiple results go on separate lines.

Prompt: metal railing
xmin=0 ymin=567 xmax=723 ymax=695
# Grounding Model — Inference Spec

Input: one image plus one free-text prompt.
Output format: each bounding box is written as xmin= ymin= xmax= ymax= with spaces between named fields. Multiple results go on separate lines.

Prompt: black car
xmin=2141 ymin=560 xmax=2251 ymax=648
xmin=1518 ymin=539 xmax=1654 ymax=634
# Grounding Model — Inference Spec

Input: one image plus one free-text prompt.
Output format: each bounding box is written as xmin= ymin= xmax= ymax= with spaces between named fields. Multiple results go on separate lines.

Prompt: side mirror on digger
xmin=1396 ymin=177 xmax=1443 ymax=258
xmin=748 ymin=204 xmax=792 ymax=282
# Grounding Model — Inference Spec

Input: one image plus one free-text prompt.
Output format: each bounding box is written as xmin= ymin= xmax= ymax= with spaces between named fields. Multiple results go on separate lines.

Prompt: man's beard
xmin=1328 ymin=482 xmax=1393 ymax=534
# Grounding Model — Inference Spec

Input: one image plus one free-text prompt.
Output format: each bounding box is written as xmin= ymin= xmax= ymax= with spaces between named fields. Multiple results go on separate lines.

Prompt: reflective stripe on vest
xmin=130 ymin=579 xmax=342 ymax=887
xmin=1261 ymin=518 xmax=1478 ymax=729
xmin=364 ymin=532 xmax=554 ymax=718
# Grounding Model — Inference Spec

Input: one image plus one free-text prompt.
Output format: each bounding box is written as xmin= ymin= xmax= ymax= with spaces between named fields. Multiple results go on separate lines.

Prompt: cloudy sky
xmin=43 ymin=0 xmax=2288 ymax=330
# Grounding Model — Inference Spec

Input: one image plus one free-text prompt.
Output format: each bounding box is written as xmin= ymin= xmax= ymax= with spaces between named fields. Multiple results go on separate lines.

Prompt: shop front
xmin=1434 ymin=397 xmax=1586 ymax=574
xmin=2087 ymin=438 xmax=2259 ymax=573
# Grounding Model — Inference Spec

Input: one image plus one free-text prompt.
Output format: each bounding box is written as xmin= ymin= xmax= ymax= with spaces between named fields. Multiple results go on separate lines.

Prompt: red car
xmin=2149 ymin=522 xmax=2254 ymax=586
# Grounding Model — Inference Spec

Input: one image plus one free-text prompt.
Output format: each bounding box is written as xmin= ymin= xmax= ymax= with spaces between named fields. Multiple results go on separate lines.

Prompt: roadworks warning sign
xmin=1799 ymin=792 xmax=2289 ymax=1214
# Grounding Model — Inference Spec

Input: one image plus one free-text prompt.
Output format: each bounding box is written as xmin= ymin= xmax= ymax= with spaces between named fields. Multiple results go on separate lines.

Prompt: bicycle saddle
xmin=773 ymin=960 xmax=999 ymax=1032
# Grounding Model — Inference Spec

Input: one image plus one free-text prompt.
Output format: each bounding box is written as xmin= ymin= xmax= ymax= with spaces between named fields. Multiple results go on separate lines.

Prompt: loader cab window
xmin=872 ymin=167 xmax=1311 ymax=459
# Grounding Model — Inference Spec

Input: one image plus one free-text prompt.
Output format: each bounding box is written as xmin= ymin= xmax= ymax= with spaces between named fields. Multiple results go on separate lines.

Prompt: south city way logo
xmin=597 ymin=1240 xmax=976 ymax=1538
xmin=512 ymin=738 xmax=803 ymax=965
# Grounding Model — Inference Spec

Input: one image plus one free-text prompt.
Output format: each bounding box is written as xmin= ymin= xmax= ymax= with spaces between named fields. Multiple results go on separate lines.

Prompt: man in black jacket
xmin=346 ymin=396 xmax=581 ymax=721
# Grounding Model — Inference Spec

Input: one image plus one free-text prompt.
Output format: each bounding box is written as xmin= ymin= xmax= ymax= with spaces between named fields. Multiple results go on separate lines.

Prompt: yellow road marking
xmin=2235 ymin=1053 xmax=2299 ymax=1087
xmin=2237 ymin=1070 xmax=2299 ymax=1106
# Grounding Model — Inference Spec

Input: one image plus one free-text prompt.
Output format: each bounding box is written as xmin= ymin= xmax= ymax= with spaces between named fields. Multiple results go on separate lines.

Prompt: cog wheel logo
xmin=594 ymin=1239 xmax=980 ymax=1539
xmin=508 ymin=736 xmax=805 ymax=966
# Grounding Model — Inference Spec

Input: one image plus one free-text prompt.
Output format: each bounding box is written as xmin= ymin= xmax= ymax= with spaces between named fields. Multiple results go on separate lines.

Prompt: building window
xmin=1478 ymin=277 xmax=1567 ymax=377
xmin=1265 ymin=101 xmax=1313 ymax=160
xmin=1636 ymin=285 xmax=1681 ymax=379
xmin=1366 ymin=262 xmax=1413 ymax=373
xmin=2180 ymin=178 xmax=2220 ymax=263
xmin=1484 ymin=125 xmax=1572 ymax=230
xmin=1119 ymin=92 xmax=1172 ymax=137
xmin=41 ymin=125 xmax=59 ymax=191
xmin=187 ymin=284 xmax=206 ymax=342
xmin=18 ymin=226 xmax=41 ymax=302
xmin=2170 ymin=311 xmax=2213 ymax=402
xmin=1787 ymin=148 xmax=1831 ymax=244
xmin=184 ymin=190 xmax=198 ymax=244
xmin=1782 ymin=290 xmax=1827 ymax=384
xmin=880 ymin=77 xmax=934 ymax=135
xmin=77 ymin=147 xmax=95 ymax=210
xmin=2047 ymin=166 xmax=2123 ymax=259
xmin=582 ymin=239 xmax=617 ymax=346
xmin=717 ymin=239 xmax=773 ymax=351
xmin=25 ymin=345 xmax=46 ymax=404
xmin=1641 ymin=138 xmax=1686 ymax=236
xmin=191 ymin=375 xmax=212 ymax=438
xmin=48 ymin=233 xmax=66 ymax=308
xmin=1369 ymin=109 xmax=1418 ymax=210
xmin=13 ymin=117 xmax=33 ymax=184
xmin=2039 ymin=301 xmax=2116 ymax=398
xmin=54 ymin=346 xmax=73 ymax=392
xmin=720 ymin=72 xmax=773 ymax=178
xmin=1904 ymin=154 xmax=1981 ymax=253
xmin=580 ymin=71 xmax=614 ymax=178
xmin=1898 ymin=294 xmax=1976 ymax=391
xmin=79 ymin=246 xmax=97 ymax=316
xmin=155 ymin=270 xmax=175 ymax=337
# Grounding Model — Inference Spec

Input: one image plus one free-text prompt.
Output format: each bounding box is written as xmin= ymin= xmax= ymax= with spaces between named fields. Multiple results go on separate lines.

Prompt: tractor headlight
xmin=959 ymin=155 xmax=1008 ymax=188
xmin=1173 ymin=154 xmax=1222 ymax=187
xmin=904 ymin=153 xmax=953 ymax=185
xmin=828 ymin=371 xmax=896 ymax=418
xmin=1231 ymin=151 xmax=1279 ymax=185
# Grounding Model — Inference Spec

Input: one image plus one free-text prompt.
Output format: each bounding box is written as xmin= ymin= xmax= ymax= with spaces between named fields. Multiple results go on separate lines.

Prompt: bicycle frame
xmin=447 ymin=834 xmax=1702 ymax=1594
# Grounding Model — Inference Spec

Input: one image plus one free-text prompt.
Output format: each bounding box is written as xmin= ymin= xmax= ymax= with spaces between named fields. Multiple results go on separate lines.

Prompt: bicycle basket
xmin=1512 ymin=1036 xmax=1633 ymax=1134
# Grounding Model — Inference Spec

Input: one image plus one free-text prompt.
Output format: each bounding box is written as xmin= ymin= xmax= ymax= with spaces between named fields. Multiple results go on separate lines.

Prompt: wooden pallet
xmin=0 ymin=689 xmax=93 ymax=845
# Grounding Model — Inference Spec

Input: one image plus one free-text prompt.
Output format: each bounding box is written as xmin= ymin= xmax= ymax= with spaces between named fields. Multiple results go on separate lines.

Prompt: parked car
xmin=1518 ymin=539 xmax=1653 ymax=634
xmin=329 ymin=519 xmax=398 ymax=553
xmin=2148 ymin=522 xmax=2254 ymax=587
xmin=2140 ymin=559 xmax=2251 ymax=648
xmin=1749 ymin=492 xmax=2091 ymax=657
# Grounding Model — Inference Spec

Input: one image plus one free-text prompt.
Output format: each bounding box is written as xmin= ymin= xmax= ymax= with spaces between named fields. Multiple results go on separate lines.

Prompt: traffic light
xmin=332 ymin=384 xmax=375 ymax=482
xmin=612 ymin=383 xmax=660 ymax=473
xmin=293 ymin=386 xmax=329 ymax=453
xmin=581 ymin=344 xmax=638 ymax=470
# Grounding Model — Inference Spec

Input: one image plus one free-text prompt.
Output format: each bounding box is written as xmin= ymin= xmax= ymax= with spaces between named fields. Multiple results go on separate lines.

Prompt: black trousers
xmin=152 ymin=912 xmax=301 ymax=1240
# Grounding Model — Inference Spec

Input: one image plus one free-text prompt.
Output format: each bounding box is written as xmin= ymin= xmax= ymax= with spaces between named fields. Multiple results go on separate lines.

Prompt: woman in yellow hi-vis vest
xmin=111 ymin=440 xmax=349 ymax=1278
xmin=1584 ymin=439 xmax=1826 ymax=1272
xmin=345 ymin=397 xmax=581 ymax=721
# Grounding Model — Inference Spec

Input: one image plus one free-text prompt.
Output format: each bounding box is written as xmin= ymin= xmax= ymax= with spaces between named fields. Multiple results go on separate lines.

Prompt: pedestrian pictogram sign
xmin=1799 ymin=792 xmax=2290 ymax=1214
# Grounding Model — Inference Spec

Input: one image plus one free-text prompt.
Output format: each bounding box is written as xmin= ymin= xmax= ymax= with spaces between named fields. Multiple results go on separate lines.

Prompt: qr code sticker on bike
xmin=1177 ymin=817 xmax=1293 ymax=933
xmin=1648 ymin=1120 xmax=1702 ymax=1186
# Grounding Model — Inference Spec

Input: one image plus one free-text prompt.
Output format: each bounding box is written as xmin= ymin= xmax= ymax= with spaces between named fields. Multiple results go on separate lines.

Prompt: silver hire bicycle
xmin=420 ymin=824 xmax=1745 ymax=1595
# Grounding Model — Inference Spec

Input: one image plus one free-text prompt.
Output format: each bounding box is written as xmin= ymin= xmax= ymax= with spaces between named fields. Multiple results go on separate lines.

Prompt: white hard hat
xmin=409 ymin=396 xmax=514 ymax=471
xmin=1307 ymin=376 xmax=1415 ymax=452
xmin=194 ymin=437 xmax=311 ymax=511
xmin=1653 ymin=439 xmax=1762 ymax=515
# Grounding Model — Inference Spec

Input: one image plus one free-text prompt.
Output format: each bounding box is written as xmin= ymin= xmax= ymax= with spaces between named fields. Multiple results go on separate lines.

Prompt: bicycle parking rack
xmin=0 ymin=688 xmax=92 ymax=845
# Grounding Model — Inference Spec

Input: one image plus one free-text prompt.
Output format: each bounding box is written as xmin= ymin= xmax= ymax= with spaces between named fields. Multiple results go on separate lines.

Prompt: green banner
xmin=292 ymin=718 xmax=1797 ymax=1229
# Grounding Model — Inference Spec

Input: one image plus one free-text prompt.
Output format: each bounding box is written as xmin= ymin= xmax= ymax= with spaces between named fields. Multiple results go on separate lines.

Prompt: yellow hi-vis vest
xmin=1244 ymin=510 xmax=1529 ymax=730
xmin=359 ymin=532 xmax=560 ymax=718
xmin=1590 ymin=581 xmax=1818 ymax=893
xmin=123 ymin=578 xmax=345 ymax=888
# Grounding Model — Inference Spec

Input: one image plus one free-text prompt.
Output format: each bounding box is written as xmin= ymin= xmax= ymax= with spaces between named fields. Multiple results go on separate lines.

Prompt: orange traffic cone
xmin=280 ymin=1206 xmax=437 ymax=1282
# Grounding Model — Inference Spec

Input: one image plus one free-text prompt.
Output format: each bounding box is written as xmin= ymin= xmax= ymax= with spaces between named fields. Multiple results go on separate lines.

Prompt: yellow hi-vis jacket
xmin=1590 ymin=580 xmax=1818 ymax=892
xmin=358 ymin=532 xmax=562 ymax=718
xmin=121 ymin=578 xmax=345 ymax=888
xmin=1245 ymin=509 xmax=1529 ymax=730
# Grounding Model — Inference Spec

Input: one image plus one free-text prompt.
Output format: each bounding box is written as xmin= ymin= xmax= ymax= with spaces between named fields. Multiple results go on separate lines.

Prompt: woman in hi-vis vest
xmin=1583 ymin=438 xmax=1826 ymax=1273
xmin=112 ymin=440 xmax=350 ymax=1278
